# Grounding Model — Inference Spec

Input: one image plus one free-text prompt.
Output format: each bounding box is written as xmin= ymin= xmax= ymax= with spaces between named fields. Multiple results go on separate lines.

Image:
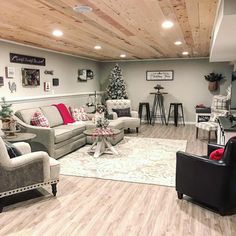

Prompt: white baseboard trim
xmin=141 ymin=119 xmax=195 ymax=125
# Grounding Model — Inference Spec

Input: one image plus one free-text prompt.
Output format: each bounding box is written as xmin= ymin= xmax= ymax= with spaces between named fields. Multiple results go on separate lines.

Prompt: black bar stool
xmin=167 ymin=103 xmax=185 ymax=126
xmin=138 ymin=102 xmax=151 ymax=124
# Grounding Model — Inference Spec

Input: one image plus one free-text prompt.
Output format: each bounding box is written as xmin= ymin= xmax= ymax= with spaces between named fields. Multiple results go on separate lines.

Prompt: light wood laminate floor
xmin=1 ymin=124 xmax=235 ymax=236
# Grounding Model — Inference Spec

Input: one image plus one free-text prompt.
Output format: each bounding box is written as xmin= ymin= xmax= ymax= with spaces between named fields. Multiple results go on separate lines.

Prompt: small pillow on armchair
xmin=5 ymin=141 xmax=22 ymax=159
xmin=112 ymin=108 xmax=131 ymax=117
xmin=30 ymin=111 xmax=50 ymax=127
xmin=209 ymin=148 xmax=224 ymax=161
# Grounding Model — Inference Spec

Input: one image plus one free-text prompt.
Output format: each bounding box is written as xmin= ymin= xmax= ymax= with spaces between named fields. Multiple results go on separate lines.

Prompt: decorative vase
xmin=208 ymin=81 xmax=218 ymax=91
xmin=1 ymin=118 xmax=11 ymax=130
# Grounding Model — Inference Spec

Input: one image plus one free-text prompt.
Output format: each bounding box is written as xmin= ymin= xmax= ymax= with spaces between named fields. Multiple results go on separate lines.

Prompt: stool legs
xmin=196 ymin=127 xmax=199 ymax=139
xmin=174 ymin=104 xmax=178 ymax=127
xmin=138 ymin=103 xmax=151 ymax=124
xmin=180 ymin=104 xmax=185 ymax=126
xmin=167 ymin=103 xmax=185 ymax=126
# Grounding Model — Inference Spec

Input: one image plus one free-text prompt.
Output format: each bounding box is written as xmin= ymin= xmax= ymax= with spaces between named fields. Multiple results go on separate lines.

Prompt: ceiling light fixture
xmin=52 ymin=30 xmax=63 ymax=37
xmin=162 ymin=20 xmax=174 ymax=29
xmin=94 ymin=45 xmax=102 ymax=50
xmin=120 ymin=54 xmax=126 ymax=58
xmin=73 ymin=5 xmax=93 ymax=13
xmin=182 ymin=51 xmax=189 ymax=55
xmin=174 ymin=41 xmax=182 ymax=45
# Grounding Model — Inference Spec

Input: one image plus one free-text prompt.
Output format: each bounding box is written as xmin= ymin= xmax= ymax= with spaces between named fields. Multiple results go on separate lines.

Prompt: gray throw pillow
xmin=5 ymin=141 xmax=22 ymax=159
xmin=112 ymin=108 xmax=131 ymax=117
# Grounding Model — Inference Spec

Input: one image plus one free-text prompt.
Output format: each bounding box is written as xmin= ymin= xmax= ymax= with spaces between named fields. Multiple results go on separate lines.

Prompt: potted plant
xmin=204 ymin=72 xmax=224 ymax=91
xmin=0 ymin=97 xmax=14 ymax=131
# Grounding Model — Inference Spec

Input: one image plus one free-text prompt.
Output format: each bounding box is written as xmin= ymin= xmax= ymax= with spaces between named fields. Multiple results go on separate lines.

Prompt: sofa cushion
xmin=54 ymin=123 xmax=86 ymax=143
xmin=83 ymin=120 xmax=96 ymax=130
xmin=118 ymin=117 xmax=140 ymax=129
xmin=108 ymin=119 xmax=124 ymax=130
xmin=15 ymin=108 xmax=42 ymax=124
xmin=40 ymin=106 xmax=64 ymax=128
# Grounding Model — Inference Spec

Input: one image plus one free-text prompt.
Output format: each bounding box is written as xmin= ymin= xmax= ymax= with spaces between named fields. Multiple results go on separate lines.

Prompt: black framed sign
xmin=10 ymin=53 xmax=46 ymax=66
xmin=146 ymin=70 xmax=174 ymax=81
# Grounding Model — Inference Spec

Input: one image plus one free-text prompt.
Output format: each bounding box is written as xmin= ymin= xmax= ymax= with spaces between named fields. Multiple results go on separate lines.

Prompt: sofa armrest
xmin=131 ymin=111 xmax=139 ymax=118
xmin=14 ymin=115 xmax=55 ymax=157
xmin=9 ymin=151 xmax=50 ymax=181
xmin=13 ymin=142 xmax=31 ymax=155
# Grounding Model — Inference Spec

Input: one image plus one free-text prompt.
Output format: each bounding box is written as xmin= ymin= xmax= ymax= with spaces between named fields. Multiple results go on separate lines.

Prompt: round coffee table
xmin=84 ymin=128 xmax=120 ymax=158
xmin=3 ymin=132 xmax=36 ymax=143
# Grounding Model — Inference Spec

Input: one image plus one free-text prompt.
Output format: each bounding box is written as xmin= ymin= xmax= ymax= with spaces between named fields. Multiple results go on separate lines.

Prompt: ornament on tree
xmin=106 ymin=64 xmax=128 ymax=100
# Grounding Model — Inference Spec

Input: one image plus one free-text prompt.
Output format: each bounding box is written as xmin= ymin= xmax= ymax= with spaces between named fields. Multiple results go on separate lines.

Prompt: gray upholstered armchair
xmin=0 ymin=137 xmax=60 ymax=213
xmin=106 ymin=99 xmax=140 ymax=132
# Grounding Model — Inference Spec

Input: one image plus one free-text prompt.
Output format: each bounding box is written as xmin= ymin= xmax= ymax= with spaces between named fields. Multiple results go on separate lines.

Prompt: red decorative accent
xmin=53 ymin=103 xmax=75 ymax=124
xmin=30 ymin=111 xmax=50 ymax=127
xmin=210 ymin=148 xmax=224 ymax=161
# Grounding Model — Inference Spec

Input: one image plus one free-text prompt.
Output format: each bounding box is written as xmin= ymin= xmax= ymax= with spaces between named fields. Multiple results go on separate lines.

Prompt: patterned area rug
xmin=59 ymin=137 xmax=187 ymax=187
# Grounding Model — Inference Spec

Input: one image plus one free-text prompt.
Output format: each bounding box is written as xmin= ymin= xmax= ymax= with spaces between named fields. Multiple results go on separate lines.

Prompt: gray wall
xmin=0 ymin=40 xmax=100 ymax=100
xmin=99 ymin=59 xmax=233 ymax=122
xmin=0 ymin=40 xmax=233 ymax=123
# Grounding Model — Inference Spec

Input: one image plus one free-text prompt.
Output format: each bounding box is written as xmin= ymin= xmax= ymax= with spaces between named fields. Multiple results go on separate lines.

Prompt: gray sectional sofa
xmin=14 ymin=105 xmax=125 ymax=159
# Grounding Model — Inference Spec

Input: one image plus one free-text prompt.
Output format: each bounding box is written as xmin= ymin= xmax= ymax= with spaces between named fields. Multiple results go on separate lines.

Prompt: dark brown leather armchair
xmin=176 ymin=138 xmax=236 ymax=216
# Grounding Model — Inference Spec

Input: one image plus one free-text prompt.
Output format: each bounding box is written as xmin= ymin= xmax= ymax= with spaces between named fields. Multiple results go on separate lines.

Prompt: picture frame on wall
xmin=5 ymin=67 xmax=15 ymax=78
xmin=0 ymin=77 xmax=4 ymax=86
xmin=22 ymin=68 xmax=40 ymax=86
xmin=78 ymin=69 xmax=87 ymax=82
xmin=146 ymin=70 xmax=174 ymax=81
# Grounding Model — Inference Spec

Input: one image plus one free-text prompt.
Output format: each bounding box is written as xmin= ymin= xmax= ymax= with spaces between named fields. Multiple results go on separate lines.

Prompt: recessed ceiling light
xmin=73 ymin=5 xmax=93 ymax=13
xmin=52 ymin=30 xmax=63 ymax=37
xmin=182 ymin=51 xmax=189 ymax=55
xmin=162 ymin=20 xmax=174 ymax=29
xmin=94 ymin=45 xmax=102 ymax=50
xmin=174 ymin=41 xmax=182 ymax=45
xmin=120 ymin=54 xmax=126 ymax=58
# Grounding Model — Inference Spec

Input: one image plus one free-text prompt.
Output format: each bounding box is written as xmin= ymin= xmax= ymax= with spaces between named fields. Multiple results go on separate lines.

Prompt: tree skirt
xmin=59 ymin=137 xmax=187 ymax=187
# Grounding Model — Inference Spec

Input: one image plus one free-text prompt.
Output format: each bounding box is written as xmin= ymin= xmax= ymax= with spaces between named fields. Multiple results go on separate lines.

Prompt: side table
xmin=3 ymin=132 xmax=36 ymax=143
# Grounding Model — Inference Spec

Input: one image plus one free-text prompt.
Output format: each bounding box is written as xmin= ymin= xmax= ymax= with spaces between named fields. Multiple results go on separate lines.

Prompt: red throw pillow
xmin=54 ymin=103 xmax=75 ymax=124
xmin=31 ymin=111 xmax=50 ymax=127
xmin=209 ymin=148 xmax=224 ymax=161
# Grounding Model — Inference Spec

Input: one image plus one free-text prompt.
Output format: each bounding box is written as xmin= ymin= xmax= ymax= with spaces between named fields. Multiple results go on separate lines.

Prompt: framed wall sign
xmin=146 ymin=70 xmax=174 ymax=81
xmin=5 ymin=67 xmax=15 ymax=78
xmin=10 ymin=53 xmax=46 ymax=66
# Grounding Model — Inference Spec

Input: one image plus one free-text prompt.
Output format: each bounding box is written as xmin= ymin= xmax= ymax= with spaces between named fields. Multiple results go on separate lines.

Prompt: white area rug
xmin=59 ymin=137 xmax=187 ymax=187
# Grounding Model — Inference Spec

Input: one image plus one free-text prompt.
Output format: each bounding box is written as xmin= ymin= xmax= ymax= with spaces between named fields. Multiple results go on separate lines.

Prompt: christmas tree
xmin=106 ymin=64 xmax=128 ymax=99
xmin=0 ymin=97 xmax=13 ymax=119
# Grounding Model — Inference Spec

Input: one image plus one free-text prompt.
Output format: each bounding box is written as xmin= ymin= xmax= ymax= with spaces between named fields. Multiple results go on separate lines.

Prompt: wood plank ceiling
xmin=0 ymin=0 xmax=219 ymax=61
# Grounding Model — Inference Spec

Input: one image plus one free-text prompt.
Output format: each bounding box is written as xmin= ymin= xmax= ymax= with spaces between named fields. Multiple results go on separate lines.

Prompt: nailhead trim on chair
xmin=0 ymin=179 xmax=59 ymax=198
